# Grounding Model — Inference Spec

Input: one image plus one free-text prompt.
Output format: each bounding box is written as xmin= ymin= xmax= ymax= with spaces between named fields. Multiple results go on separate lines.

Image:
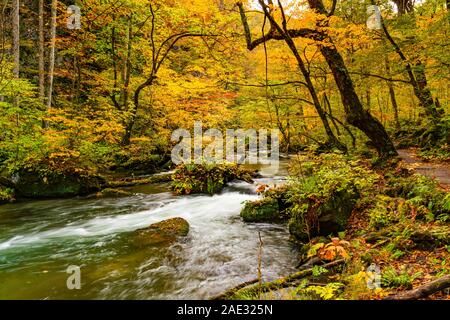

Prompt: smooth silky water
xmin=0 ymin=160 xmax=298 ymax=299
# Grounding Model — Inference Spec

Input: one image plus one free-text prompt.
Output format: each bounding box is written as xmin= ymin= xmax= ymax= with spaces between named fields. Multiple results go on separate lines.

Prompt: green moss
xmin=133 ymin=217 xmax=190 ymax=247
xmin=172 ymin=162 xmax=254 ymax=195
xmin=240 ymin=198 xmax=280 ymax=222
xmin=13 ymin=169 xmax=105 ymax=198
xmin=92 ymin=188 xmax=132 ymax=198
xmin=384 ymin=173 xmax=449 ymax=219
xmin=0 ymin=186 xmax=15 ymax=204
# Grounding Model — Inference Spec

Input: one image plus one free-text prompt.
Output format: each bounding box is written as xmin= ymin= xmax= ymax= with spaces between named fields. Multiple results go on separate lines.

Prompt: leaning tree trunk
xmin=380 ymin=0 xmax=443 ymax=124
xmin=319 ymin=45 xmax=397 ymax=157
xmin=307 ymin=0 xmax=397 ymax=158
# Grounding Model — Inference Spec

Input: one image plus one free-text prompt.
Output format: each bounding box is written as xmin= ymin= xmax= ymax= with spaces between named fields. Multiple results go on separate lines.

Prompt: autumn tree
xmin=237 ymin=0 xmax=397 ymax=158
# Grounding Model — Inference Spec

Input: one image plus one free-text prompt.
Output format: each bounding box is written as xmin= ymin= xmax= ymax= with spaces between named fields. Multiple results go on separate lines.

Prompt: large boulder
xmin=288 ymin=188 xmax=358 ymax=243
xmin=12 ymin=169 xmax=105 ymax=198
xmin=132 ymin=217 xmax=190 ymax=247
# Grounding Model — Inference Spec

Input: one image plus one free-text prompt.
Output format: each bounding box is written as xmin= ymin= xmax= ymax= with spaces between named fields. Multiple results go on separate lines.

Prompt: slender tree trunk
xmin=12 ymin=0 xmax=19 ymax=79
xmin=324 ymin=93 xmax=341 ymax=136
xmin=46 ymin=0 xmax=57 ymax=115
xmin=380 ymin=0 xmax=442 ymax=124
xmin=122 ymin=15 xmax=132 ymax=108
xmin=38 ymin=0 xmax=45 ymax=104
xmin=385 ymin=56 xmax=400 ymax=130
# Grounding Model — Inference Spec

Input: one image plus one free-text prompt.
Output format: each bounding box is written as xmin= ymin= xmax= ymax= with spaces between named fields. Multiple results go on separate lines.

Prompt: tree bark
xmin=307 ymin=0 xmax=397 ymax=158
xmin=12 ymin=0 xmax=19 ymax=79
xmin=38 ymin=0 xmax=45 ymax=104
xmin=385 ymin=56 xmax=400 ymax=130
xmin=239 ymin=1 xmax=346 ymax=152
xmin=392 ymin=0 xmax=414 ymax=16
xmin=380 ymin=0 xmax=442 ymax=124
xmin=46 ymin=0 xmax=57 ymax=116
xmin=384 ymin=275 xmax=450 ymax=300
xmin=237 ymin=1 xmax=397 ymax=158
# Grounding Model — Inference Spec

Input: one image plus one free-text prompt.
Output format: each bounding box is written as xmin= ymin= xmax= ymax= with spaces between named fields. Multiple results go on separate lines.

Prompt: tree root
xmin=211 ymin=259 xmax=345 ymax=300
xmin=384 ymin=274 xmax=450 ymax=300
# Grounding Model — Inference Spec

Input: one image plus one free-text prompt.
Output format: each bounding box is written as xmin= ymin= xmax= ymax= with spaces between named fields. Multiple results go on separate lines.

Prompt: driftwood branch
xmin=384 ymin=275 xmax=450 ymax=300
xmin=211 ymin=259 xmax=345 ymax=300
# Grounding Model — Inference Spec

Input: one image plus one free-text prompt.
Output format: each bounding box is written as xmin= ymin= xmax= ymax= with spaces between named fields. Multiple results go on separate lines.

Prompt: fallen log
xmin=384 ymin=274 xmax=450 ymax=300
xmin=211 ymin=259 xmax=345 ymax=300
xmin=365 ymin=228 xmax=450 ymax=245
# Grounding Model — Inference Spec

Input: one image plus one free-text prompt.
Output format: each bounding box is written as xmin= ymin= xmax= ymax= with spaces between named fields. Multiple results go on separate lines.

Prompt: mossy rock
xmin=88 ymin=188 xmax=133 ymax=199
xmin=288 ymin=188 xmax=358 ymax=243
xmin=0 ymin=185 xmax=15 ymax=204
xmin=13 ymin=170 xmax=105 ymax=198
xmin=240 ymin=198 xmax=281 ymax=222
xmin=172 ymin=162 xmax=254 ymax=195
xmin=132 ymin=217 xmax=190 ymax=247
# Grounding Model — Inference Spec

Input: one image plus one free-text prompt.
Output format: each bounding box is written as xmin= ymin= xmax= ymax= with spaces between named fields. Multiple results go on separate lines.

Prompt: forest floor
xmin=398 ymin=148 xmax=450 ymax=189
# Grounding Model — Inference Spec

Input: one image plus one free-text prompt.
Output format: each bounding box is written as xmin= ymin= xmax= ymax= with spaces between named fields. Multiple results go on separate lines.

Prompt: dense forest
xmin=0 ymin=0 xmax=449 ymax=300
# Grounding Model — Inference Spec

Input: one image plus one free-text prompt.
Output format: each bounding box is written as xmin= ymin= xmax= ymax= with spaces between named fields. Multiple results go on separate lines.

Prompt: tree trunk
xmin=38 ymin=0 xmax=45 ymax=104
xmin=384 ymin=275 xmax=450 ymax=300
xmin=319 ymin=44 xmax=397 ymax=157
xmin=238 ymin=1 xmax=346 ymax=152
xmin=308 ymin=0 xmax=397 ymax=158
xmin=12 ymin=0 xmax=19 ymax=79
xmin=46 ymin=0 xmax=57 ymax=116
xmin=385 ymin=57 xmax=400 ymax=130
xmin=392 ymin=0 xmax=414 ymax=16
xmin=382 ymin=0 xmax=443 ymax=124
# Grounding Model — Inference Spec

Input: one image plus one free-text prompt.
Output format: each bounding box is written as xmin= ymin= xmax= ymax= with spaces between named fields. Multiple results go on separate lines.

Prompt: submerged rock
xmin=132 ymin=217 xmax=190 ymax=247
xmin=87 ymin=188 xmax=133 ymax=199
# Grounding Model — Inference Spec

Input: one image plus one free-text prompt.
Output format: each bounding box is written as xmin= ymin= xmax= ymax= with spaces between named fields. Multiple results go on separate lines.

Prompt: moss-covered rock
xmin=87 ymin=188 xmax=133 ymax=199
xmin=0 ymin=185 xmax=15 ymax=204
xmin=172 ymin=162 xmax=255 ymax=195
xmin=13 ymin=169 xmax=105 ymax=198
xmin=288 ymin=188 xmax=358 ymax=243
xmin=132 ymin=217 xmax=190 ymax=247
xmin=240 ymin=186 xmax=290 ymax=222
xmin=241 ymin=198 xmax=280 ymax=222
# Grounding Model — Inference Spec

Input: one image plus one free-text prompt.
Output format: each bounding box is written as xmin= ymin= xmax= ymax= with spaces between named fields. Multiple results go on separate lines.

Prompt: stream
xmin=0 ymin=160 xmax=298 ymax=299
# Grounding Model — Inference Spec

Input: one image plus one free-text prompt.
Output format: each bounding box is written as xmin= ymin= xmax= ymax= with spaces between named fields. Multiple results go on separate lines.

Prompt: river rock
xmin=12 ymin=169 xmax=105 ymax=198
xmin=288 ymin=188 xmax=358 ymax=242
xmin=240 ymin=198 xmax=281 ymax=222
xmin=133 ymin=217 xmax=190 ymax=247
xmin=240 ymin=186 xmax=290 ymax=222
xmin=87 ymin=188 xmax=133 ymax=199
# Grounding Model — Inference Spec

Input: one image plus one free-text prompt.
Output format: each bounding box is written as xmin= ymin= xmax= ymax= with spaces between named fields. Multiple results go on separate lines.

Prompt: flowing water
xmin=0 ymin=161 xmax=298 ymax=299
